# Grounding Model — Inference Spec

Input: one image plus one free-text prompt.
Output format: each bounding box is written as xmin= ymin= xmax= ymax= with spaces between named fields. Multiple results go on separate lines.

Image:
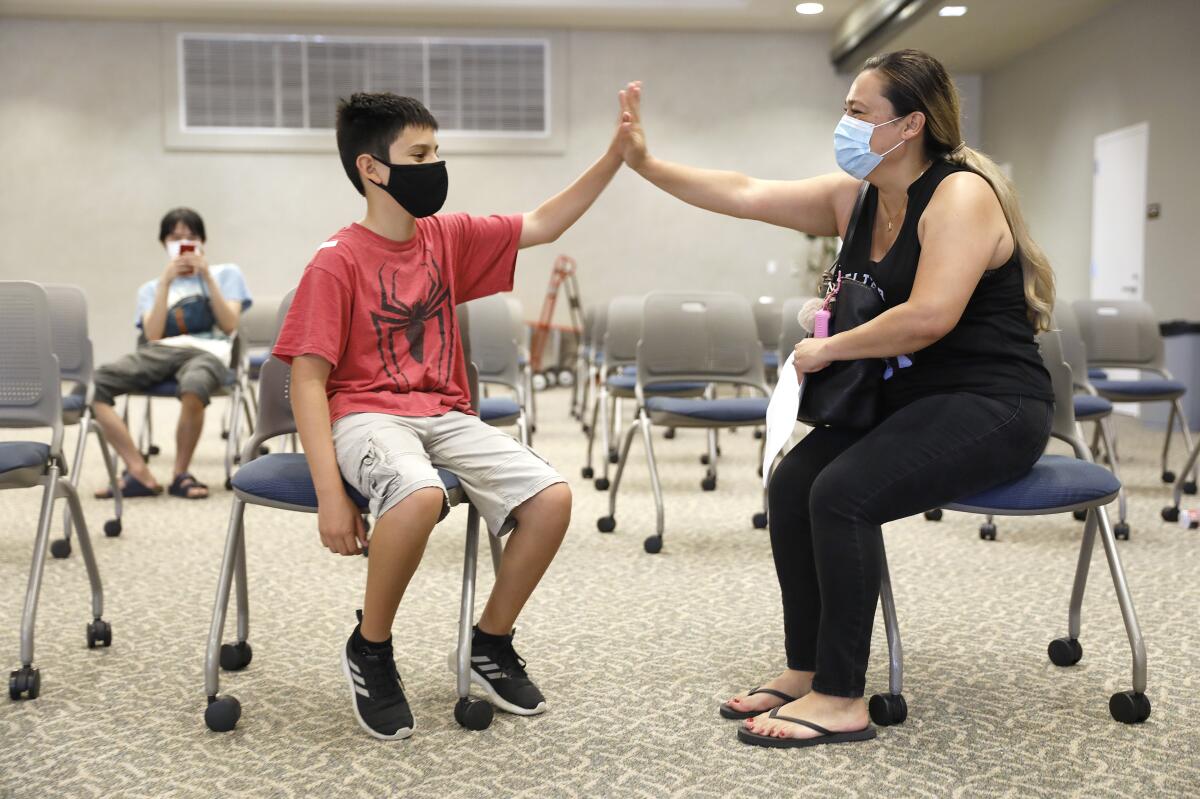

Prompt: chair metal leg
xmin=605 ymin=420 xmax=640 ymax=519
xmin=1067 ymin=508 xmax=1098 ymax=641
xmin=583 ymin=388 xmax=600 ymax=477
xmin=1170 ymin=435 xmax=1200 ymax=510
xmin=59 ymin=479 xmax=103 ymax=620
xmin=142 ymin=395 xmax=154 ymax=458
xmin=62 ymin=414 xmax=91 ymax=543
xmin=1171 ymin=398 xmax=1197 ymax=485
xmin=94 ymin=427 xmax=123 ymax=526
xmin=205 ymin=499 xmax=246 ymax=698
xmin=639 ymin=414 xmax=666 ymax=539
xmin=518 ymin=412 xmax=531 ymax=447
xmin=456 ymin=506 xmax=482 ymax=701
xmin=705 ymin=428 xmax=719 ymax=482
xmin=599 ymin=386 xmax=614 ymax=483
xmin=1097 ymin=418 xmax=1128 ymax=524
xmin=225 ymin=385 xmax=244 ymax=488
xmin=19 ymin=469 xmax=60 ymax=667
xmin=879 ymin=549 xmax=903 ymax=696
xmin=612 ymin=397 xmax=624 ymax=458
xmin=234 ymin=518 xmax=250 ymax=643
xmin=1094 ymin=506 xmax=1147 ymax=694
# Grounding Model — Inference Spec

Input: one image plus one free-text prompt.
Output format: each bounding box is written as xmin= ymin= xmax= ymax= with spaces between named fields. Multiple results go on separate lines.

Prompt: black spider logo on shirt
xmin=370 ymin=252 xmax=455 ymax=392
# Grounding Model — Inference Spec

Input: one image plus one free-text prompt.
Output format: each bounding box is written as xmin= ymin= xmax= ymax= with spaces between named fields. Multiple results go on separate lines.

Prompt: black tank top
xmin=839 ymin=159 xmax=1054 ymax=407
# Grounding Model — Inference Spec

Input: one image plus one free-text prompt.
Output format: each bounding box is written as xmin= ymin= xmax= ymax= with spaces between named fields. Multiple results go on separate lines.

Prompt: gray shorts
xmin=332 ymin=411 xmax=565 ymax=536
xmin=93 ymin=343 xmax=227 ymax=407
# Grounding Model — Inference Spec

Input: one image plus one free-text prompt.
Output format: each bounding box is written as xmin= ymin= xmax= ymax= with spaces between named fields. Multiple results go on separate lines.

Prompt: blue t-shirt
xmin=135 ymin=263 xmax=252 ymax=363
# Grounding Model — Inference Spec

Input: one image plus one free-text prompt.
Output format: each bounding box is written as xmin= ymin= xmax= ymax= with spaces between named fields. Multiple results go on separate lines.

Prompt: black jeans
xmin=767 ymin=392 xmax=1052 ymax=697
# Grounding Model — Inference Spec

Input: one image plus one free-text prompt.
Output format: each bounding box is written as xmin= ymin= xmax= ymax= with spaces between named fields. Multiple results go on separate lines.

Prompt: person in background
xmin=90 ymin=207 xmax=252 ymax=501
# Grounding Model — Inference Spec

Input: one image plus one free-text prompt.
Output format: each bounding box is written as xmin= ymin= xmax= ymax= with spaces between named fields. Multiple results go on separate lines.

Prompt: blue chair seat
xmin=763 ymin=351 xmax=781 ymax=370
xmin=62 ymin=393 xmax=86 ymax=413
xmin=645 ymin=396 xmax=769 ymax=423
xmin=231 ymin=452 xmax=461 ymax=512
xmin=1090 ymin=377 xmax=1186 ymax=399
xmin=606 ymin=374 xmax=707 ymax=394
xmin=248 ymin=352 xmax=270 ymax=379
xmin=946 ymin=455 xmax=1121 ymax=515
xmin=1073 ymin=394 xmax=1113 ymax=420
xmin=0 ymin=442 xmax=50 ymax=476
xmin=1088 ymin=368 xmax=1107 ymax=381
xmin=480 ymin=397 xmax=521 ymax=423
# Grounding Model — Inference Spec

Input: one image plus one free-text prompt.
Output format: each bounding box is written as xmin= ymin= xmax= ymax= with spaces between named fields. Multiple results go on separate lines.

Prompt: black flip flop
xmin=719 ymin=687 xmax=799 ymax=720
xmin=95 ymin=471 xmax=162 ymax=499
xmin=737 ymin=707 xmax=877 ymax=748
xmin=168 ymin=472 xmax=209 ymax=500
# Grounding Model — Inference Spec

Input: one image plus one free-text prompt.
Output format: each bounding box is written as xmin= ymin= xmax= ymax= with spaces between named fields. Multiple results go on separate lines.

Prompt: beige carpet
xmin=1 ymin=389 xmax=1198 ymax=798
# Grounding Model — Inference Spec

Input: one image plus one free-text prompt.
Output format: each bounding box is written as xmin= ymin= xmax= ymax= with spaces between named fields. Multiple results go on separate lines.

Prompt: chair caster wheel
xmin=868 ymin=693 xmax=907 ymax=726
xmin=700 ymin=454 xmax=710 ymax=465
xmin=1047 ymin=637 xmax=1082 ymax=666
xmin=225 ymin=478 xmax=233 ymax=490
xmin=643 ymin=535 xmax=663 ymax=554
xmin=1185 ymin=480 xmax=1198 ymax=495
xmin=924 ymin=509 xmax=943 ymax=522
xmin=582 ymin=425 xmax=591 ymax=435
xmin=103 ymin=519 xmax=122 ymax=537
xmin=979 ymin=523 xmax=997 ymax=541
xmin=454 ymin=697 xmax=494 ymax=730
xmin=1162 ymin=506 xmax=1180 ymax=523
xmin=205 ymin=695 xmax=241 ymax=732
xmin=1162 ymin=470 xmax=1176 ymax=484
xmin=1073 ymin=509 xmax=1088 ymax=521
xmin=752 ymin=512 xmax=768 ymax=529
xmin=221 ymin=431 xmax=230 ymax=441
xmin=581 ymin=467 xmax=594 ymax=479
xmin=1114 ymin=522 xmax=1130 ymax=540
xmin=701 ymin=476 xmax=717 ymax=491
xmin=148 ymin=445 xmax=161 ymax=456
xmin=86 ymin=619 xmax=112 ymax=648
xmin=607 ymin=450 xmax=619 ymax=464
xmin=664 ymin=428 xmax=676 ymax=439
xmin=754 ymin=429 xmax=764 ymax=440
xmin=1109 ymin=691 xmax=1151 ymax=723
xmin=50 ymin=538 xmax=71 ymax=559
xmin=220 ymin=641 xmax=253 ymax=671
xmin=258 ymin=445 xmax=270 ymax=456
xmin=594 ymin=478 xmax=610 ymax=491
xmin=9 ymin=666 xmax=40 ymax=700
xmin=597 ymin=516 xmax=616 ymax=533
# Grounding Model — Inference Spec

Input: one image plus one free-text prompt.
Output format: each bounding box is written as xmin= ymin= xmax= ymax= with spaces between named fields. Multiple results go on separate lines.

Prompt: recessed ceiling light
xmin=939 ymin=5 xmax=968 ymax=16
xmin=795 ymin=3 xmax=824 ymax=14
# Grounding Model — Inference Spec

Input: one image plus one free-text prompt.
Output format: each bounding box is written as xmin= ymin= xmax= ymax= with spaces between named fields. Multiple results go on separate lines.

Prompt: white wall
xmin=981 ymin=0 xmax=1200 ymax=318
xmin=0 ymin=18 xmax=862 ymax=363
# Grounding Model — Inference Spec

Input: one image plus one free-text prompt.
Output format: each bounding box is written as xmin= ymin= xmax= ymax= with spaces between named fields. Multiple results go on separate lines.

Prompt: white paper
xmin=763 ymin=352 xmax=802 ymax=487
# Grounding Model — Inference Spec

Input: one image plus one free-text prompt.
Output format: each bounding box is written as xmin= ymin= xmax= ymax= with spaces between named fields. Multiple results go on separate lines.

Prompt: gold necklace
xmin=879 ymin=194 xmax=908 ymax=233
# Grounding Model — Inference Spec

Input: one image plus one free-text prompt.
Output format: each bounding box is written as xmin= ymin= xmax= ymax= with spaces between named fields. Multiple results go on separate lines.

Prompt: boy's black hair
xmin=336 ymin=92 xmax=440 ymax=195
xmin=159 ymin=207 xmax=206 ymax=243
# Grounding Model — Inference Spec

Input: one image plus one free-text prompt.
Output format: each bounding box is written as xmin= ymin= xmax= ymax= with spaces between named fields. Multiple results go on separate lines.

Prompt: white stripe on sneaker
xmin=348 ymin=661 xmax=362 ymax=674
xmin=354 ymin=685 xmax=370 ymax=697
xmin=352 ymin=673 xmax=366 ymax=686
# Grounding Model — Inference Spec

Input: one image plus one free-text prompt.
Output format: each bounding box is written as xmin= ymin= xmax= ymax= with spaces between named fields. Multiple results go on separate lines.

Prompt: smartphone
xmin=179 ymin=243 xmax=196 ymax=255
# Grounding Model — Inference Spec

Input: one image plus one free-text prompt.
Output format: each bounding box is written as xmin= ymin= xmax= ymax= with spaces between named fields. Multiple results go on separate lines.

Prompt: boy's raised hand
xmin=616 ymin=81 xmax=649 ymax=170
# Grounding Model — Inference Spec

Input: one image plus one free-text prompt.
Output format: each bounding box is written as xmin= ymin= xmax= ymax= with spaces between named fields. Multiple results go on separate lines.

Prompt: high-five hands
xmin=615 ymin=81 xmax=649 ymax=170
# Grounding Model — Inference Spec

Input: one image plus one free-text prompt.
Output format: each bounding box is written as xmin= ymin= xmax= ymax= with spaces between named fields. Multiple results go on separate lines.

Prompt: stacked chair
xmin=868 ymin=329 xmax=1150 ymax=728
xmin=3 ymin=281 xmax=112 ymax=701
xmin=596 ymin=292 xmax=772 ymax=553
xmin=203 ymin=294 xmax=505 ymax=733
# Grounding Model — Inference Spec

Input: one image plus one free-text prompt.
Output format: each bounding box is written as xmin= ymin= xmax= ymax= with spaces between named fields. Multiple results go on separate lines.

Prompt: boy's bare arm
xmin=291 ymin=354 xmax=367 ymax=556
xmin=519 ymin=138 xmax=623 ymax=249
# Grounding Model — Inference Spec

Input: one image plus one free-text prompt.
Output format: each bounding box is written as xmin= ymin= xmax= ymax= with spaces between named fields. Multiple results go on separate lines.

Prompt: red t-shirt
xmin=273 ymin=214 xmax=521 ymax=423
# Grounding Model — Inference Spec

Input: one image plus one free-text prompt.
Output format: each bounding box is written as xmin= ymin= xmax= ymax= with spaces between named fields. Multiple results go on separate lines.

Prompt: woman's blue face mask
xmin=834 ymin=114 xmax=904 ymax=180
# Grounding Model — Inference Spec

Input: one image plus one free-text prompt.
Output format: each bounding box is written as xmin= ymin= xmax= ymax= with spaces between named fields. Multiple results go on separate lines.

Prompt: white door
xmin=1091 ymin=122 xmax=1148 ymax=300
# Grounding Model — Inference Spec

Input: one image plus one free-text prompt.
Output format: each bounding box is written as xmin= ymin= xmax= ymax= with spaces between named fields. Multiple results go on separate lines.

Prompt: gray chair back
xmin=753 ymin=297 xmax=782 ymax=351
xmin=240 ymin=296 xmax=283 ymax=349
xmin=603 ymin=295 xmax=646 ymax=367
xmin=464 ymin=295 xmax=521 ymax=391
xmin=1072 ymin=299 xmax=1165 ymax=370
xmin=0 ymin=281 xmax=64 ymax=452
xmin=1053 ymin=303 xmax=1091 ymax=393
xmin=637 ymin=292 xmax=766 ymax=394
xmin=588 ymin=302 xmax=609 ymax=360
xmin=778 ymin=296 xmax=818 ymax=367
xmin=44 ymin=284 xmax=94 ymax=387
xmin=1036 ymin=328 xmax=1089 ymax=460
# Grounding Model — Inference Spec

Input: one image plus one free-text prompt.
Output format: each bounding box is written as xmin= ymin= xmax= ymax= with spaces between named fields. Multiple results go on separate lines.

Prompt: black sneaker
xmin=341 ymin=616 xmax=414 ymax=740
xmin=452 ymin=627 xmax=547 ymax=716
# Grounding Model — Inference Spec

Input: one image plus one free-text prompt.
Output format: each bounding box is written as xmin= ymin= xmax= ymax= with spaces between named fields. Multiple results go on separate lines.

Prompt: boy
xmin=272 ymin=93 xmax=622 ymax=740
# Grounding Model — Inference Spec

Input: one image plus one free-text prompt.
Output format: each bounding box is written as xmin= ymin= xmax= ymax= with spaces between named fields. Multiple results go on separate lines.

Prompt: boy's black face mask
xmin=369 ymin=156 xmax=448 ymax=218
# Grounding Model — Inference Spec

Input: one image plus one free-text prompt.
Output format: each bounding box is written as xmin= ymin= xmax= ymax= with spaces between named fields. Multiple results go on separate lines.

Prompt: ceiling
xmin=0 ymin=0 xmax=1121 ymax=71
xmin=0 ymin=0 xmax=859 ymax=32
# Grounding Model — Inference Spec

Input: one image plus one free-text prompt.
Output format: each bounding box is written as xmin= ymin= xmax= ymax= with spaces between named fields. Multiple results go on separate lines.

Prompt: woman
xmin=614 ymin=50 xmax=1055 ymax=748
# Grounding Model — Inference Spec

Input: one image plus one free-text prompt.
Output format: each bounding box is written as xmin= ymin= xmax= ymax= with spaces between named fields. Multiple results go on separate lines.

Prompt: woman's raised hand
xmin=615 ymin=81 xmax=649 ymax=170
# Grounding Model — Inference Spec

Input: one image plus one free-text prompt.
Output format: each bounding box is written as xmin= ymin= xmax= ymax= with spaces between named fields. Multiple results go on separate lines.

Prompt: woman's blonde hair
xmin=862 ymin=49 xmax=1055 ymax=332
